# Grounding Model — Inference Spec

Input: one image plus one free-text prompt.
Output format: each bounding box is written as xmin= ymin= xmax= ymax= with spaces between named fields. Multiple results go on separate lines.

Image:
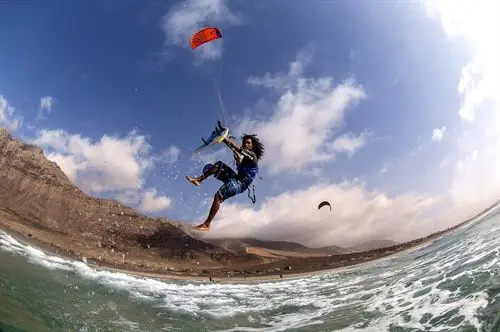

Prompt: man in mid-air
xmin=186 ymin=133 xmax=265 ymax=231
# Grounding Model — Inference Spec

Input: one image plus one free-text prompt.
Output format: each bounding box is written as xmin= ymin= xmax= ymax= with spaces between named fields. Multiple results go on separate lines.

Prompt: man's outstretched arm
xmin=222 ymin=137 xmax=256 ymax=161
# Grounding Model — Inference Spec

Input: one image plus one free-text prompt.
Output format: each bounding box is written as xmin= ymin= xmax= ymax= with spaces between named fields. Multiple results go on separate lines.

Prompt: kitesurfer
xmin=186 ymin=134 xmax=265 ymax=231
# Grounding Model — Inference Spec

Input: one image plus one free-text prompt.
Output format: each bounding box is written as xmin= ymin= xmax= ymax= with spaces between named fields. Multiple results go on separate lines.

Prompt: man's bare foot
xmin=193 ymin=223 xmax=210 ymax=231
xmin=186 ymin=176 xmax=200 ymax=187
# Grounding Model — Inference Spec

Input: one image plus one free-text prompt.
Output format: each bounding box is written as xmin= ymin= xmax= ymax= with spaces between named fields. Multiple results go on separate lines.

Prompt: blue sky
xmin=1 ymin=0 xmax=499 ymax=247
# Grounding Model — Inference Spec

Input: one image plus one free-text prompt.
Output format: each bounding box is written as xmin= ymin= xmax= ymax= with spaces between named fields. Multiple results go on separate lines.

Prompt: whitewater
xmin=1 ymin=207 xmax=499 ymax=331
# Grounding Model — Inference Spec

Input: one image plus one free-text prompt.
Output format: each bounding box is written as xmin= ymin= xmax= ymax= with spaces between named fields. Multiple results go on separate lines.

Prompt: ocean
xmin=1 ymin=207 xmax=499 ymax=332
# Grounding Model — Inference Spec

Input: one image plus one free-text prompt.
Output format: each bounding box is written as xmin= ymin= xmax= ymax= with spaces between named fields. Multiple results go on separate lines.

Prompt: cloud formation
xmin=426 ymin=0 xmax=499 ymax=123
xmin=37 ymin=96 xmax=55 ymax=120
xmin=241 ymin=51 xmax=368 ymax=175
xmin=31 ymin=129 xmax=153 ymax=192
xmin=161 ymin=0 xmax=241 ymax=62
xmin=0 ymin=95 xmax=22 ymax=131
xmin=140 ymin=188 xmax=173 ymax=212
xmin=432 ymin=126 xmax=446 ymax=142
xmin=30 ymin=128 xmax=173 ymax=213
xmin=331 ymin=131 xmax=370 ymax=157
xmin=426 ymin=0 xmax=500 ymax=207
xmin=198 ymin=181 xmax=447 ymax=247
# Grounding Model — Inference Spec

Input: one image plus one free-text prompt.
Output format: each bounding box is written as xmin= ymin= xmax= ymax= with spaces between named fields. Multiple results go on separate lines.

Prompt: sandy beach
xmin=0 ymin=211 xmax=456 ymax=284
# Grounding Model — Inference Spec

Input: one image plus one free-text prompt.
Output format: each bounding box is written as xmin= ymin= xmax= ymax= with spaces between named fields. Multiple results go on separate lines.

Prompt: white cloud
xmin=197 ymin=181 xmax=447 ymax=247
xmin=247 ymin=49 xmax=313 ymax=92
xmin=446 ymin=119 xmax=500 ymax=205
xmin=31 ymin=128 xmax=154 ymax=194
xmin=471 ymin=149 xmax=478 ymax=162
xmin=425 ymin=0 xmax=500 ymax=208
xmin=161 ymin=0 xmax=241 ymax=62
xmin=116 ymin=188 xmax=172 ymax=213
xmin=159 ymin=145 xmax=180 ymax=164
xmin=115 ymin=189 xmax=141 ymax=206
xmin=37 ymin=96 xmax=55 ymax=120
xmin=0 ymin=95 xmax=22 ymax=131
xmin=44 ymin=152 xmax=86 ymax=184
xmin=431 ymin=126 xmax=446 ymax=141
xmin=240 ymin=51 xmax=368 ymax=175
xmin=30 ymin=128 xmax=175 ymax=213
xmin=330 ymin=131 xmax=370 ymax=157
xmin=139 ymin=188 xmax=172 ymax=213
xmin=426 ymin=0 xmax=500 ymax=123
xmin=379 ymin=161 xmax=392 ymax=174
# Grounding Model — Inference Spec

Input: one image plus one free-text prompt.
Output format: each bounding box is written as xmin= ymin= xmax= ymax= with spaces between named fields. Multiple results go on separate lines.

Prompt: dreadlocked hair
xmin=242 ymin=134 xmax=265 ymax=160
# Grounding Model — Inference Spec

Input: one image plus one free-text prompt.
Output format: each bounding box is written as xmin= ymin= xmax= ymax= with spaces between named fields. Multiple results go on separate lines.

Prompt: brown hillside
xmin=348 ymin=240 xmax=400 ymax=252
xmin=201 ymin=237 xmax=354 ymax=257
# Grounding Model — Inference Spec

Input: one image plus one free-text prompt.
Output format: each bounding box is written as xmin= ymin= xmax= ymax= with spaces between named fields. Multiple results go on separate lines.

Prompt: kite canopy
xmin=190 ymin=27 xmax=223 ymax=49
xmin=318 ymin=201 xmax=332 ymax=211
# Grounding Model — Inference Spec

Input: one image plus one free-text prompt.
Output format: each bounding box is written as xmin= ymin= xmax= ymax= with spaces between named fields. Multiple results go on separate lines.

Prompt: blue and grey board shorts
xmin=214 ymin=162 xmax=247 ymax=202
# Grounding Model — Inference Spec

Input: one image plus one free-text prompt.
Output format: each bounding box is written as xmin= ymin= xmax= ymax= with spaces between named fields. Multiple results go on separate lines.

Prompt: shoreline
xmin=0 ymin=224 xmax=325 ymax=283
xmin=0 ymin=199 xmax=494 ymax=284
xmin=0 ymin=220 xmax=441 ymax=284
xmin=93 ymin=234 xmax=441 ymax=283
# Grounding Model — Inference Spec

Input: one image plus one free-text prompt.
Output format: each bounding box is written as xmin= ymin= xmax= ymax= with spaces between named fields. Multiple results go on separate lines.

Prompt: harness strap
xmin=247 ymin=185 xmax=256 ymax=204
xmin=246 ymin=176 xmax=263 ymax=204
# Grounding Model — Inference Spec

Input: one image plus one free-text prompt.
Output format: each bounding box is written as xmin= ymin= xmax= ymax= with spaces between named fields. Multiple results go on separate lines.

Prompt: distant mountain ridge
xmin=196 ymin=236 xmax=399 ymax=258
xmin=347 ymin=240 xmax=400 ymax=252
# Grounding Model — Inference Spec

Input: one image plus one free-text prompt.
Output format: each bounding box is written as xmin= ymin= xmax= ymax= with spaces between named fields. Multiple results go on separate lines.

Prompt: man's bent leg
xmin=193 ymin=178 xmax=243 ymax=231
xmin=193 ymin=192 xmax=222 ymax=231
xmin=186 ymin=161 xmax=224 ymax=187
